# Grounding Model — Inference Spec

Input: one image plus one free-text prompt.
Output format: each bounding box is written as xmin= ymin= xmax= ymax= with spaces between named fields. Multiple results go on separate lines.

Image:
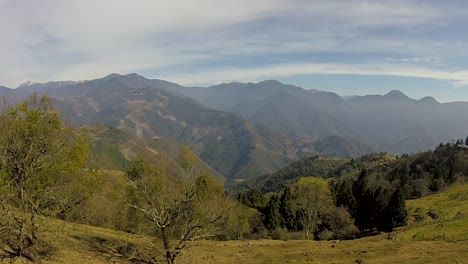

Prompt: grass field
xmin=397 ymin=182 xmax=468 ymax=241
xmin=2 ymin=183 xmax=468 ymax=264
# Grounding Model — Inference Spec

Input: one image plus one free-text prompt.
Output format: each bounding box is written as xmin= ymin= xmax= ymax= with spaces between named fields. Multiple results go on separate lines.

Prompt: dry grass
xmin=183 ymin=237 xmax=467 ymax=264
xmin=3 ymin=219 xmax=466 ymax=264
xmin=2 ymin=183 xmax=468 ymax=264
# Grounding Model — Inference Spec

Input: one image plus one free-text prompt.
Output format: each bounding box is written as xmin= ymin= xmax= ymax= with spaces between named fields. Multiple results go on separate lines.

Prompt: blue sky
xmin=1 ymin=0 xmax=468 ymax=102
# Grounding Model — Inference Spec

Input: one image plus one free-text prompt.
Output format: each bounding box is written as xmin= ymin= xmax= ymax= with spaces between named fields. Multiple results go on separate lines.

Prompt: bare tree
xmin=125 ymin=149 xmax=230 ymax=264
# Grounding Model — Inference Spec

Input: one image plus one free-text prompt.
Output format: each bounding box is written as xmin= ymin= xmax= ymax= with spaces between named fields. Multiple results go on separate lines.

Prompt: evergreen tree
xmin=380 ymin=187 xmax=407 ymax=233
xmin=334 ymin=180 xmax=356 ymax=217
xmin=279 ymin=186 xmax=297 ymax=231
xmin=264 ymin=195 xmax=282 ymax=230
xmin=352 ymin=169 xmax=372 ymax=233
xmin=465 ymin=136 xmax=468 ymax=146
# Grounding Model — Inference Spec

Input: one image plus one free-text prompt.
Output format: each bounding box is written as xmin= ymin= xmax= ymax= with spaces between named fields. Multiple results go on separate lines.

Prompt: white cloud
xmin=161 ymin=62 xmax=468 ymax=88
xmin=0 ymin=0 xmax=467 ymax=87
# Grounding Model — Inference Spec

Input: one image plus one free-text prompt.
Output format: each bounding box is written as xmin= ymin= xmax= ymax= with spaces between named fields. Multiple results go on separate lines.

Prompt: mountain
xmin=15 ymin=80 xmax=84 ymax=97
xmin=231 ymin=92 xmax=354 ymax=140
xmin=0 ymin=86 xmax=13 ymax=97
xmin=47 ymin=73 xmax=298 ymax=183
xmin=3 ymin=73 xmax=468 ymax=176
xmin=168 ymin=80 xmax=468 ymax=154
xmin=87 ymin=125 xmax=225 ymax=182
xmin=161 ymin=80 xmax=308 ymax=112
xmin=312 ymin=135 xmax=374 ymax=158
xmin=234 ymin=153 xmax=395 ymax=193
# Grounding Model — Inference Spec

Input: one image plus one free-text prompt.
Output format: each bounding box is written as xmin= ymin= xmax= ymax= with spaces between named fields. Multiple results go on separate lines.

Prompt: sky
xmin=1 ymin=0 xmax=468 ymax=102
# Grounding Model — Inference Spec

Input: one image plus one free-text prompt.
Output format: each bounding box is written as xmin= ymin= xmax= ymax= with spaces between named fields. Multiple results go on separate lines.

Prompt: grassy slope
xmin=13 ymin=223 xmax=467 ymax=264
xmin=396 ymin=182 xmax=468 ymax=241
xmin=3 ymin=183 xmax=467 ymax=264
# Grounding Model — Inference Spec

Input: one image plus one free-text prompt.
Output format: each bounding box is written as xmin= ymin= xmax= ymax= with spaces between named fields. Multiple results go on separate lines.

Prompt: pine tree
xmin=264 ymin=195 xmax=282 ymax=230
xmin=352 ymin=169 xmax=372 ymax=233
xmin=280 ymin=186 xmax=297 ymax=231
xmin=335 ymin=180 xmax=357 ymax=217
xmin=381 ymin=187 xmax=408 ymax=233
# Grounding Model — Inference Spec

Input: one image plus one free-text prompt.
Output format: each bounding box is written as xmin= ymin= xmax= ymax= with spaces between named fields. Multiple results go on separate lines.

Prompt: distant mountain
xmin=15 ymin=80 xmax=84 ymax=96
xmin=168 ymin=80 xmax=468 ymax=154
xmin=161 ymin=80 xmax=308 ymax=112
xmin=312 ymin=135 xmax=374 ymax=158
xmin=48 ymin=74 xmax=298 ymax=182
xmin=230 ymin=92 xmax=353 ymax=140
xmin=87 ymin=125 xmax=225 ymax=182
xmin=3 ymin=73 xmax=468 ymax=179
xmin=0 ymin=86 xmax=13 ymax=97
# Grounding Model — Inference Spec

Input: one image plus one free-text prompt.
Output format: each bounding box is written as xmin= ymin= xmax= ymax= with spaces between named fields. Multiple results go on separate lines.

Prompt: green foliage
xmin=0 ymin=95 xmax=89 ymax=261
xmin=380 ymin=187 xmax=408 ymax=232
xmin=124 ymin=150 xmax=231 ymax=264
xmin=264 ymin=195 xmax=282 ymax=231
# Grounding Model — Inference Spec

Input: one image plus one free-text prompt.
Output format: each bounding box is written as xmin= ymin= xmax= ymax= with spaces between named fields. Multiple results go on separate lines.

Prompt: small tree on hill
xmin=125 ymin=149 xmax=230 ymax=264
xmin=293 ymin=177 xmax=333 ymax=240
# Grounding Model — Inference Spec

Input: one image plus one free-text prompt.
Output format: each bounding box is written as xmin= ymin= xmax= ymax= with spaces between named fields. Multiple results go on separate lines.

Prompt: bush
xmin=317 ymin=229 xmax=334 ymax=241
xmin=270 ymin=228 xmax=303 ymax=241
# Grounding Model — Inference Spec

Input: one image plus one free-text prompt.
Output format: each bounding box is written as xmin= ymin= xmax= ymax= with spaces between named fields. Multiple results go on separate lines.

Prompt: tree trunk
xmin=161 ymin=227 xmax=177 ymax=264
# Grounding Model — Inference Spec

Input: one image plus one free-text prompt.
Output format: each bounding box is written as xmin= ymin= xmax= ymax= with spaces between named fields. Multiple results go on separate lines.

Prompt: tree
xmin=125 ymin=149 xmax=230 ymax=264
xmin=279 ymin=186 xmax=298 ymax=231
xmin=352 ymin=169 xmax=372 ymax=232
xmin=379 ymin=187 xmax=407 ymax=236
xmin=465 ymin=136 xmax=468 ymax=146
xmin=293 ymin=177 xmax=333 ymax=240
xmin=264 ymin=195 xmax=282 ymax=231
xmin=0 ymin=95 xmax=89 ymax=261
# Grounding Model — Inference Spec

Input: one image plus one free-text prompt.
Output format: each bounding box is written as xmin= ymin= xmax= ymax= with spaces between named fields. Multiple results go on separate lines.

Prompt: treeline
xmin=235 ymin=143 xmax=468 ymax=240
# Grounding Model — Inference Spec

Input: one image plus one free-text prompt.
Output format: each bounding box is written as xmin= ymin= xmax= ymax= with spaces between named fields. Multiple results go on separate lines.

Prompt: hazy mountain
xmin=231 ymin=92 xmax=353 ymax=140
xmin=168 ymin=80 xmax=468 ymax=154
xmin=312 ymin=135 xmax=374 ymax=158
xmin=3 ymin=73 xmax=468 ymax=177
xmin=87 ymin=125 xmax=225 ymax=182
xmin=48 ymin=73 xmax=298 ymax=182
xmin=344 ymin=90 xmax=461 ymax=153
xmin=14 ymin=80 xmax=84 ymax=96
xmin=0 ymin=86 xmax=13 ymax=97
xmin=161 ymin=80 xmax=308 ymax=112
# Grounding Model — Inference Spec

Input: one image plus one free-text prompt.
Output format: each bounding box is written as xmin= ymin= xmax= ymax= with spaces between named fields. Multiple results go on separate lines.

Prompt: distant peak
xmin=125 ymin=73 xmax=148 ymax=80
xmin=102 ymin=73 xmax=122 ymax=80
xmin=125 ymin=73 xmax=143 ymax=78
xmin=383 ymin=90 xmax=409 ymax=99
xmin=17 ymin=81 xmax=41 ymax=89
xmin=419 ymin=96 xmax=439 ymax=104
xmin=258 ymin=80 xmax=283 ymax=85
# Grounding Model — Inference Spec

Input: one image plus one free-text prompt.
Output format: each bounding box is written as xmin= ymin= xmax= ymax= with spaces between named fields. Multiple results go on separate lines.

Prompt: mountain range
xmin=2 ymin=73 xmax=467 ymax=184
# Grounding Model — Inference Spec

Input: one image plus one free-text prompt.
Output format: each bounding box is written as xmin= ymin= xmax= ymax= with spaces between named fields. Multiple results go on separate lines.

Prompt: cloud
xmin=161 ymin=62 xmax=468 ymax=88
xmin=0 ymin=0 xmax=467 ymax=88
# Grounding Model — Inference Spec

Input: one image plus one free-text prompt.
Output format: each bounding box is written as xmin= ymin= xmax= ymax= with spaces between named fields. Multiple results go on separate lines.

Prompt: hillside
xmin=235 ymin=143 xmax=468 ymax=197
xmin=4 ymin=74 xmax=468 ymax=179
xmin=395 ymin=182 xmax=468 ymax=241
xmin=234 ymin=153 xmax=395 ymax=193
xmin=162 ymin=79 xmax=468 ymax=154
xmin=312 ymin=135 xmax=374 ymax=158
xmin=87 ymin=125 xmax=225 ymax=182
xmin=49 ymin=74 xmax=298 ymax=182
xmin=3 ymin=183 xmax=466 ymax=264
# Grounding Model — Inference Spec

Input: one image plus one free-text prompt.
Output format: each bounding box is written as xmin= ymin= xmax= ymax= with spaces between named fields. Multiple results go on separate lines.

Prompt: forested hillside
xmin=234 ymin=143 xmax=468 ymax=240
